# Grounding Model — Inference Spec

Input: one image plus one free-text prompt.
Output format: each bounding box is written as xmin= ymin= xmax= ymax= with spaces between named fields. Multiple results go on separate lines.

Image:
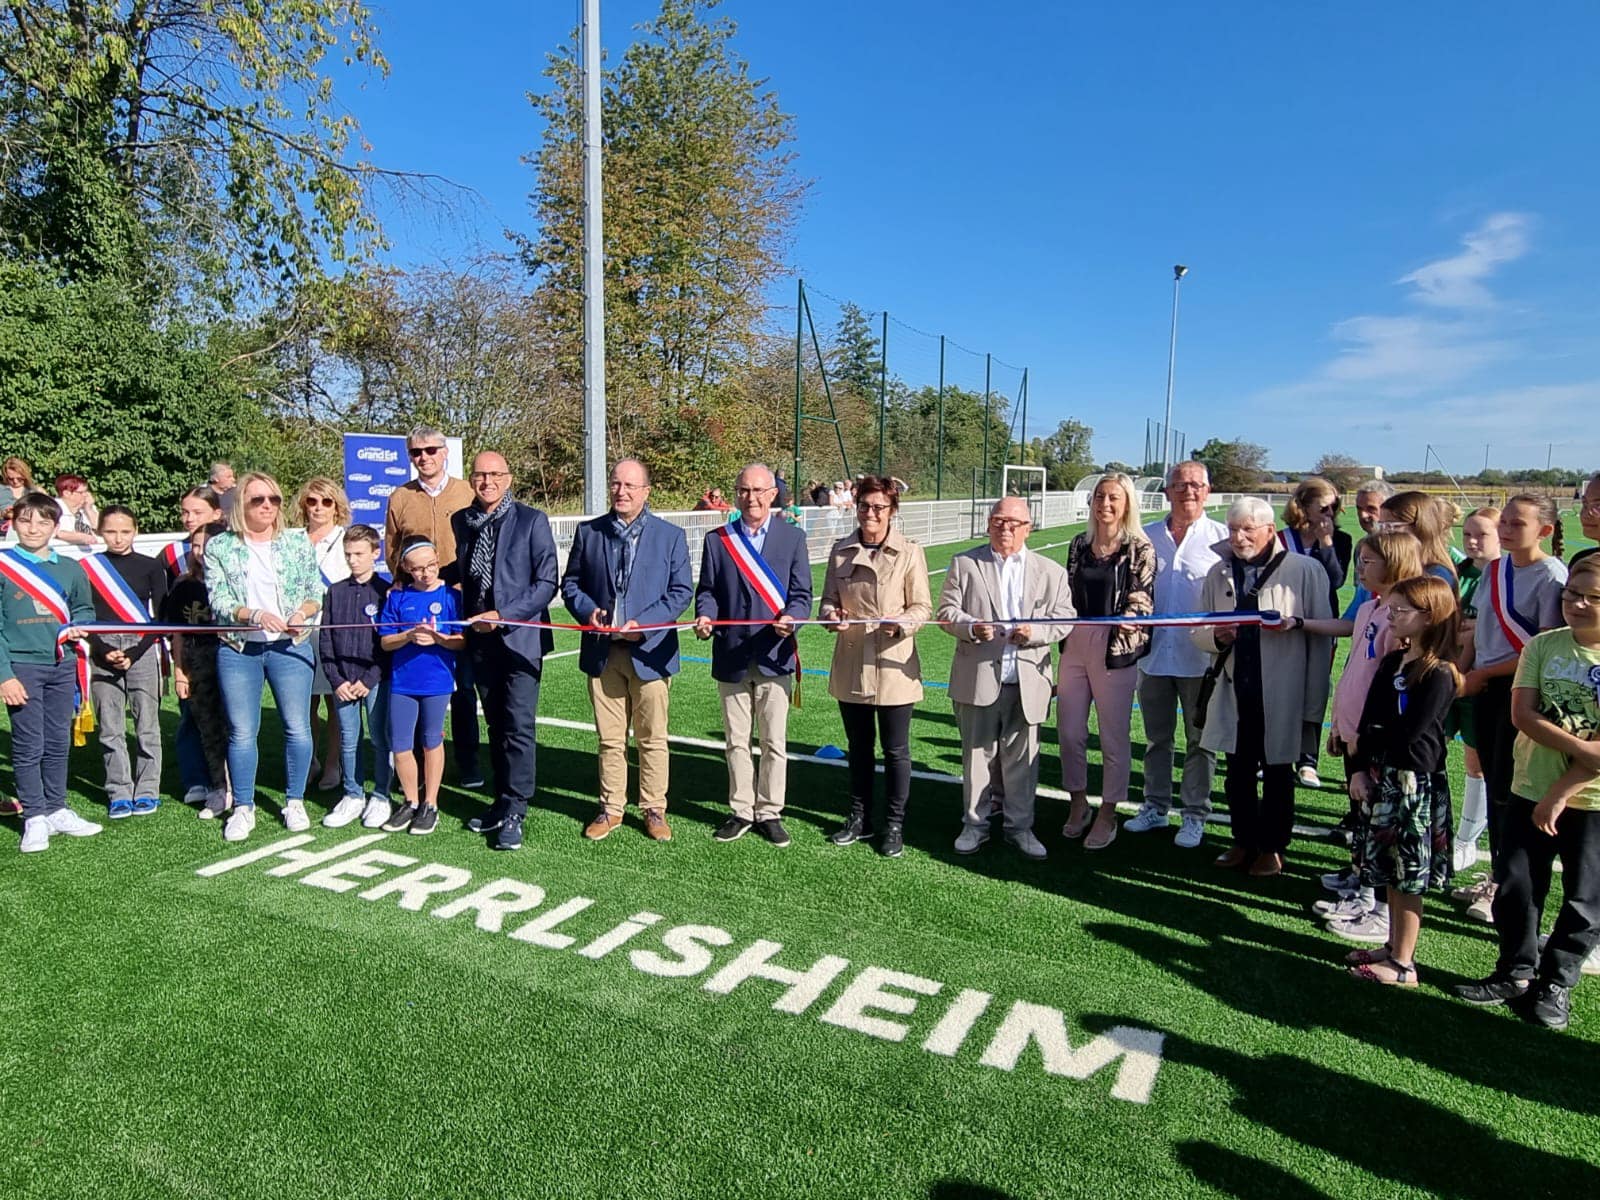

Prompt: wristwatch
xmin=1293 ymin=615 xmax=1305 ymax=631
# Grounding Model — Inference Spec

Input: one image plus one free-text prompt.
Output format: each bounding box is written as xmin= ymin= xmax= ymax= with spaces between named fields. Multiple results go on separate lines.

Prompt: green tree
xmin=1314 ymin=452 xmax=1365 ymax=491
xmin=0 ymin=262 xmax=256 ymax=527
xmin=834 ymin=302 xmax=882 ymax=403
xmin=0 ymin=0 xmax=399 ymax=305
xmin=1193 ymin=437 xmax=1269 ymax=492
xmin=1032 ymin=419 xmax=1095 ymax=490
xmin=520 ymin=0 xmax=806 ymax=495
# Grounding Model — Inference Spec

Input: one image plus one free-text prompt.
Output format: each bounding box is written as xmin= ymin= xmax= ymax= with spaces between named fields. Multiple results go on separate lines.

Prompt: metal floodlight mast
xmin=1161 ymin=264 xmax=1188 ymax=475
xmin=581 ymin=0 xmax=607 ymax=516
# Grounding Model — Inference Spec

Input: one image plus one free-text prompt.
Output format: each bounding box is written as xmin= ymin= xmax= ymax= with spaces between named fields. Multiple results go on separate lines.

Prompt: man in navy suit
xmin=561 ymin=458 xmax=692 ymax=842
xmin=693 ymin=463 xmax=812 ymax=847
xmin=453 ymin=451 xmax=558 ymax=852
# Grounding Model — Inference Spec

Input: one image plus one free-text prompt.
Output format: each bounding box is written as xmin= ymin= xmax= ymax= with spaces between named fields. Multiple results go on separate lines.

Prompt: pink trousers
xmin=1056 ymin=625 xmax=1137 ymax=806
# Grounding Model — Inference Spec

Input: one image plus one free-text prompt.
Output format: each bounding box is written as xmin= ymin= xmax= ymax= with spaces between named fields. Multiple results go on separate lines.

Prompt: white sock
xmin=1456 ymin=775 xmax=1488 ymax=843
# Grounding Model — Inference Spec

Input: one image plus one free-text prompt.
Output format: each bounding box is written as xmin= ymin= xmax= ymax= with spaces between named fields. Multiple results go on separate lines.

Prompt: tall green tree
xmin=1193 ymin=437 xmax=1269 ymax=492
xmin=0 ymin=0 xmax=398 ymax=306
xmin=1032 ymin=418 xmax=1095 ymax=490
xmin=520 ymin=0 xmax=806 ymax=495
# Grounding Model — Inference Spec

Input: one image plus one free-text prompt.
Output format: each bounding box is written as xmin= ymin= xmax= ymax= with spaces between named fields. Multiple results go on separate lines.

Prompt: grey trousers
xmin=1137 ymin=671 xmax=1215 ymax=819
xmin=954 ymin=683 xmax=1039 ymax=836
xmin=92 ymin=652 xmax=164 ymax=800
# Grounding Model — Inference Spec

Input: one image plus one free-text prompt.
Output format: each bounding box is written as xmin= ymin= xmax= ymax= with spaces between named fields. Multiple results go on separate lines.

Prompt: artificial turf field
xmin=3 ymin=510 xmax=1598 ymax=1200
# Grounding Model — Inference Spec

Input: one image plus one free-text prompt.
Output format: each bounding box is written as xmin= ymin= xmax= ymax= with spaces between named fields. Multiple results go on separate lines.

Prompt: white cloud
xmin=1396 ymin=212 xmax=1531 ymax=309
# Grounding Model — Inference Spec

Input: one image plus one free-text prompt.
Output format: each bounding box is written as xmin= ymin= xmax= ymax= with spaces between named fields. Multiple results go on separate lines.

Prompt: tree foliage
xmin=0 ymin=262 xmax=256 ymax=527
xmin=1031 ymin=419 xmax=1096 ymax=490
xmin=0 ymin=0 xmax=397 ymax=305
xmin=1193 ymin=437 xmax=1269 ymax=492
xmin=1314 ymin=452 xmax=1365 ymax=491
xmin=519 ymin=0 xmax=806 ymax=495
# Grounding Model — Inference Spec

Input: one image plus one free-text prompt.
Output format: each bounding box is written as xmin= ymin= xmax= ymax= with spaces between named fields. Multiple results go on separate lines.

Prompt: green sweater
xmin=0 ymin=550 xmax=97 ymax=681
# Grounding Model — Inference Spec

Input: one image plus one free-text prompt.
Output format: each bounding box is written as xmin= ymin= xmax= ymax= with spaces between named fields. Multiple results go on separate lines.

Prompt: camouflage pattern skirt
xmin=1357 ymin=767 xmax=1453 ymax=895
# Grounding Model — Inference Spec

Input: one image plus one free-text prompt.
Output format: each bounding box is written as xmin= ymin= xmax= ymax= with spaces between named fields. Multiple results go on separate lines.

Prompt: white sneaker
xmin=323 ymin=795 xmax=365 ymax=828
xmin=223 ymin=805 xmax=257 ymax=842
xmin=1451 ymin=838 xmax=1480 ymax=873
xmin=1319 ymin=896 xmax=1375 ymax=922
xmin=1175 ymin=816 xmax=1206 ymax=849
xmin=282 ymin=799 xmax=311 ymax=833
xmin=46 ymin=807 xmax=103 ymax=837
xmin=1005 ymin=829 xmax=1048 ymax=860
xmin=183 ymin=785 xmax=208 ymax=805
xmin=954 ymin=825 xmax=990 ymax=854
xmin=19 ymin=816 xmax=49 ymax=853
xmin=1583 ymin=944 xmax=1600 ymax=977
xmin=361 ymin=797 xmax=393 ymax=829
xmin=1297 ymin=766 xmax=1322 ymax=788
xmin=1329 ymin=911 xmax=1390 ymax=943
xmin=1123 ymin=803 xmax=1171 ymax=833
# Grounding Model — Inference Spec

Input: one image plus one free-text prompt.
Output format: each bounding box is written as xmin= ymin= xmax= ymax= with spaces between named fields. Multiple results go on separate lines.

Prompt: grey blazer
xmin=937 ymin=545 xmax=1072 ymax=723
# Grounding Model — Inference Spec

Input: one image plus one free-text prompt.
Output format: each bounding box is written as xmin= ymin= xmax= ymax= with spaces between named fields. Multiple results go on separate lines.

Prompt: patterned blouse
xmin=205 ymin=529 xmax=325 ymax=651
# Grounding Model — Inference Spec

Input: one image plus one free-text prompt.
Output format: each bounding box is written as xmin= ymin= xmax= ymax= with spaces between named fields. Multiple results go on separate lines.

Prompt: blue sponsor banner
xmin=342 ymin=433 xmax=411 ymax=572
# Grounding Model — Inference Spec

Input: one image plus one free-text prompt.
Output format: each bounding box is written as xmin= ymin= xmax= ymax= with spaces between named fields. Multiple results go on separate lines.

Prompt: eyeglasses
xmin=609 ymin=481 xmax=647 ymax=492
xmin=857 ymin=502 xmax=892 ymax=515
xmin=988 ymin=518 xmax=1031 ymax=531
xmin=1167 ymin=481 xmax=1207 ymax=492
xmin=409 ymin=445 xmax=445 ymax=458
xmin=247 ymin=494 xmax=282 ymax=507
xmin=469 ymin=470 xmax=510 ymax=482
xmin=1561 ymin=588 xmax=1600 ymax=607
xmin=304 ymin=497 xmax=334 ymax=509
xmin=1387 ymin=603 xmax=1419 ymax=616
xmin=734 ymin=486 xmax=774 ymax=497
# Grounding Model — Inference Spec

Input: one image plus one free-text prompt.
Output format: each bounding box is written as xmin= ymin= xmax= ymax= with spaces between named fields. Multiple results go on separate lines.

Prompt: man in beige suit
xmin=938 ymin=496 xmax=1073 ymax=859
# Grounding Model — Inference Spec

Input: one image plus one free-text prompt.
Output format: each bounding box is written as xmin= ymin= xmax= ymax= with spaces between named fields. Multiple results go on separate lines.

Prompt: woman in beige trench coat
xmin=819 ymin=474 xmax=932 ymax=858
xmin=1192 ymin=497 xmax=1334 ymax=876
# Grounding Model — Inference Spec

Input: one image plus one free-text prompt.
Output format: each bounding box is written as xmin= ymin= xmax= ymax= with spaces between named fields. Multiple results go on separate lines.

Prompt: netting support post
xmin=982 ymin=353 xmax=993 ymax=498
xmin=877 ymin=310 xmax=889 ymax=476
xmin=1018 ymin=369 xmax=1029 ymax=465
xmin=793 ymin=278 xmax=804 ymax=491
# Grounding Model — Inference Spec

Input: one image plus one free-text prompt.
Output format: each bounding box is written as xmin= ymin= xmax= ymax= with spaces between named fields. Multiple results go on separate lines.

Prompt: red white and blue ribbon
xmin=81 ymin=554 xmax=154 ymax=625
xmin=718 ymin=525 xmax=786 ymax=618
xmin=1278 ymin=528 xmax=1307 ymax=555
xmin=1485 ymin=555 xmax=1538 ymax=653
xmin=162 ymin=539 xmax=191 ymax=576
xmin=0 ymin=549 xmax=93 ymax=702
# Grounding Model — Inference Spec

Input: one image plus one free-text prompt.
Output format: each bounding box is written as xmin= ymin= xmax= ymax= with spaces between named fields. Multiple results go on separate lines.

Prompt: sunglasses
xmin=248 ymin=495 xmax=283 ymax=508
xmin=304 ymin=497 xmax=335 ymax=509
xmin=409 ymin=445 xmax=445 ymax=459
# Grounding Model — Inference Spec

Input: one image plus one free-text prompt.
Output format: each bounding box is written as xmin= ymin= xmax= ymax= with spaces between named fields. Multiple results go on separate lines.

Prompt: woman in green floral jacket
xmin=204 ymin=472 xmax=326 ymax=844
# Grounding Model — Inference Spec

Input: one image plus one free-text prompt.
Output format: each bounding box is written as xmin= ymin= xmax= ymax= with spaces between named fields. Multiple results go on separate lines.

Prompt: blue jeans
xmin=336 ymin=683 xmax=392 ymax=803
xmin=175 ymin=700 xmax=207 ymax=792
xmin=6 ymin=657 xmax=76 ymax=819
xmin=217 ymin=639 xmax=314 ymax=809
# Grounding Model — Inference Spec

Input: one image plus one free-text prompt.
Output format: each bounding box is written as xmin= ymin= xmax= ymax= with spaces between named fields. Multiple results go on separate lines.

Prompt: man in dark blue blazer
xmin=561 ymin=458 xmax=692 ymax=842
xmin=692 ymin=463 xmax=812 ymax=847
xmin=452 ymin=451 xmax=558 ymax=852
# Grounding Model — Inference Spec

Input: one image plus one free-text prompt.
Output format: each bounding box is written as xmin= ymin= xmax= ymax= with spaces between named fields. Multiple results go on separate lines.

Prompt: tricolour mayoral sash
xmin=0 ymin=549 xmax=95 ymax=742
xmin=1277 ymin=528 xmax=1308 ymax=555
xmin=83 ymin=552 xmax=170 ymax=686
xmin=162 ymin=539 xmax=191 ymax=577
xmin=717 ymin=524 xmax=801 ymax=707
xmin=1484 ymin=554 xmax=1539 ymax=655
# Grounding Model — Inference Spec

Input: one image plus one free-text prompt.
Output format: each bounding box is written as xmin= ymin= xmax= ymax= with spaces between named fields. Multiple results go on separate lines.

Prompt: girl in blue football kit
xmin=378 ymin=539 xmax=464 ymax=835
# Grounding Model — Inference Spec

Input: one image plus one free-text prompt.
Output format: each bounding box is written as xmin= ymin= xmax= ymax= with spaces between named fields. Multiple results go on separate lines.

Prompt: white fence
xmin=31 ymin=491 xmax=1271 ymax=577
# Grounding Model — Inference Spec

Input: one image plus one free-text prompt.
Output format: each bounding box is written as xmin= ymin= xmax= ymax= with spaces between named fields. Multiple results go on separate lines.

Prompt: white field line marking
xmin=536 ymin=715 xmax=1327 ymax=838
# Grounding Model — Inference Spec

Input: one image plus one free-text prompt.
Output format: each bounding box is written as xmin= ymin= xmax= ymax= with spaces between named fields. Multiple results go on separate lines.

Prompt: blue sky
xmin=351 ymin=1 xmax=1600 ymax=475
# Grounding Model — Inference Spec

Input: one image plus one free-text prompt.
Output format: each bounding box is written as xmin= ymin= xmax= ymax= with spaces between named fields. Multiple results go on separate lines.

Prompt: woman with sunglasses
xmin=819 ymin=475 xmax=931 ymax=858
xmin=205 ymin=471 xmax=325 ymax=842
xmin=296 ymin=478 xmax=353 ymax=792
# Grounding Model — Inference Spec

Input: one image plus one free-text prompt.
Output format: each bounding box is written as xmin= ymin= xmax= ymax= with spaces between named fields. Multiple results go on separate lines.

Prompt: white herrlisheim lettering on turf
xmin=196 ymin=835 xmax=1166 ymax=1104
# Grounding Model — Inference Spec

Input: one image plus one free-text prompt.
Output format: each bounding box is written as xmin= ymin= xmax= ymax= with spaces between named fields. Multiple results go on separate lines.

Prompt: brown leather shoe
xmin=1248 ymin=851 xmax=1284 ymax=877
xmin=643 ymin=809 xmax=672 ymax=842
xmin=583 ymin=809 xmax=623 ymax=841
xmin=1213 ymin=846 xmax=1252 ymax=869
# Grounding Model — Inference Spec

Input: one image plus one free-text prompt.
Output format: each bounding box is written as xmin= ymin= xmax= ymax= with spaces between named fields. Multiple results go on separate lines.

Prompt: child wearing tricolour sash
xmin=0 ymin=492 xmax=100 ymax=853
xmin=1452 ymin=555 xmax=1600 ymax=1028
xmin=377 ymin=538 xmax=463 ymax=836
xmin=1459 ymin=494 xmax=1567 ymax=918
xmin=85 ymin=505 xmax=168 ymax=818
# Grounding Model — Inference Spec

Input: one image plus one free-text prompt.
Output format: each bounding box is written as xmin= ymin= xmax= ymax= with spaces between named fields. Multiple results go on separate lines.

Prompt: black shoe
xmin=467 ymin=799 xmax=507 ymax=834
xmin=828 ymin=815 xmax=873 ymax=846
xmin=459 ymin=775 xmax=486 ymax=790
xmin=494 ymin=813 xmax=524 ymax=851
xmin=879 ymin=822 xmax=904 ymax=858
xmin=381 ymin=803 xmax=418 ymax=833
xmin=1519 ymin=981 xmax=1571 ymax=1030
xmin=753 ymin=818 xmax=791 ymax=847
xmin=714 ymin=816 xmax=752 ymax=842
xmin=409 ymin=805 xmax=439 ymax=836
xmin=1453 ymin=973 xmax=1531 ymax=1006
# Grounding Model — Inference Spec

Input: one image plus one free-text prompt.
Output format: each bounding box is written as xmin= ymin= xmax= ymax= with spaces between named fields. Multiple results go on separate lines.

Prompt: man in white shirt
xmin=1124 ymin=460 xmax=1230 ymax=848
xmin=938 ymin=497 xmax=1071 ymax=859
